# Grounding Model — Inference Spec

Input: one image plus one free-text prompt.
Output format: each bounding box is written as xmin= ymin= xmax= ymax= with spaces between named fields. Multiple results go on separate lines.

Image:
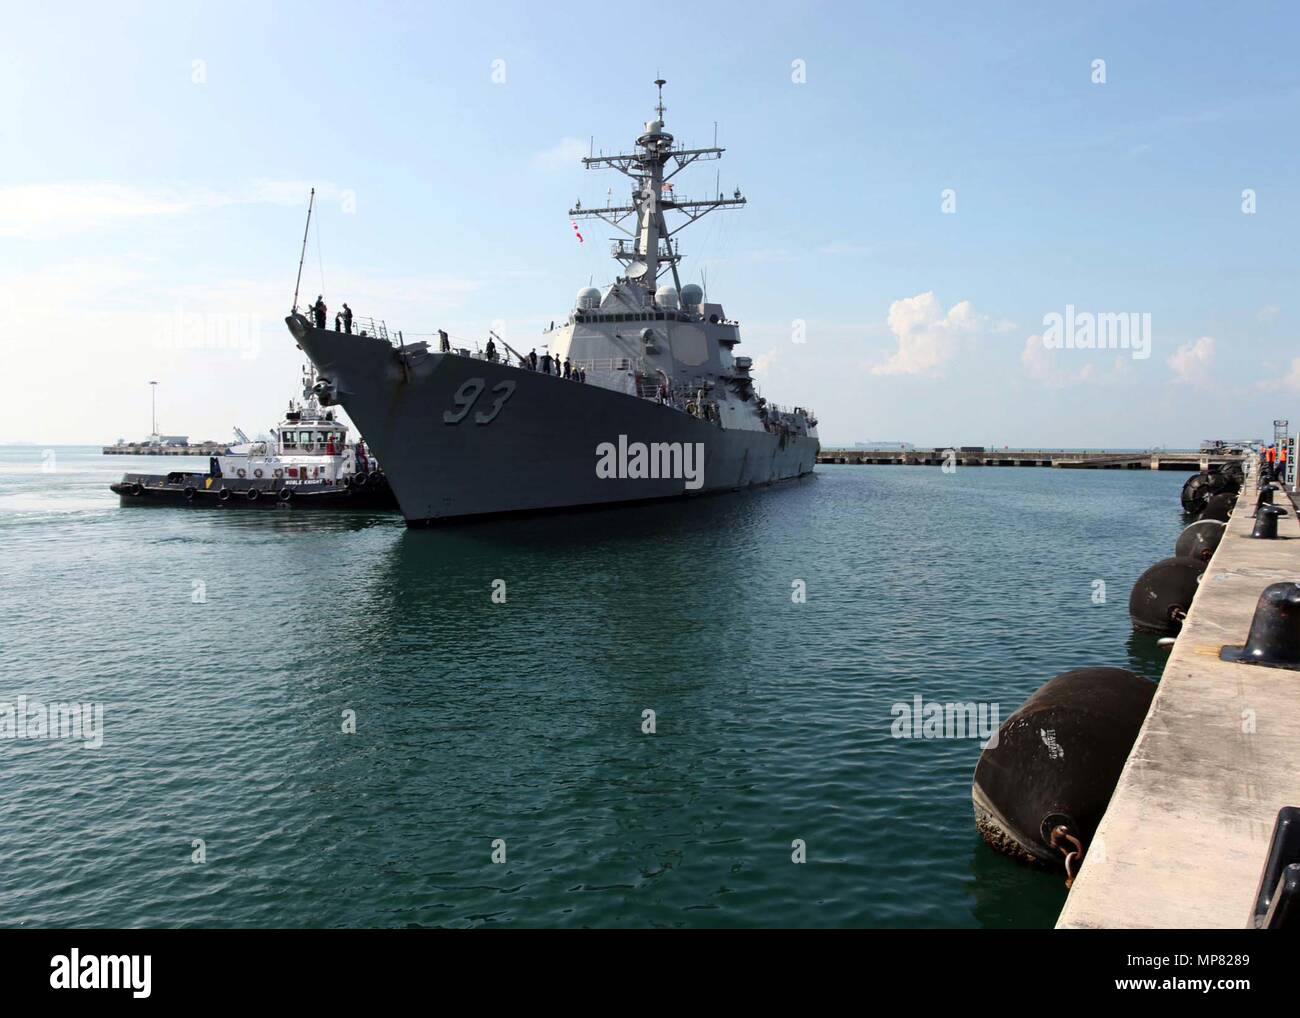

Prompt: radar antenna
xmin=568 ymin=80 xmax=745 ymax=295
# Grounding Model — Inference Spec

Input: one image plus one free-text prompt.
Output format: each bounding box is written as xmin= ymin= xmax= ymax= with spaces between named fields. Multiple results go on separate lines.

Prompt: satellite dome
xmin=576 ymin=286 xmax=601 ymax=310
xmin=654 ymin=285 xmax=678 ymax=309
xmin=680 ymin=283 xmax=704 ymax=307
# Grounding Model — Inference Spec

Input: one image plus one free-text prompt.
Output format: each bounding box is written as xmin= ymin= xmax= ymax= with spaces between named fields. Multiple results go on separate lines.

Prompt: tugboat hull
xmin=110 ymin=472 xmax=398 ymax=512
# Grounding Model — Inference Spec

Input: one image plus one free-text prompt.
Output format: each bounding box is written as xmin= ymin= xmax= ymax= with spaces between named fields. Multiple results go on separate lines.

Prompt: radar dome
xmin=654 ymin=285 xmax=679 ymax=309
xmin=680 ymin=283 xmax=704 ymax=307
xmin=576 ymin=287 xmax=601 ymax=310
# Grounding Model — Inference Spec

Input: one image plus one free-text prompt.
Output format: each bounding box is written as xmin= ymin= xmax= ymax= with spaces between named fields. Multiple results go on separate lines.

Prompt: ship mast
xmin=568 ymin=80 xmax=746 ymax=296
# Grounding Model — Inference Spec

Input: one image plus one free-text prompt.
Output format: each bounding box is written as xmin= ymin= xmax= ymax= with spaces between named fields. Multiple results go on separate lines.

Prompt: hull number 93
xmin=442 ymin=378 xmax=516 ymax=425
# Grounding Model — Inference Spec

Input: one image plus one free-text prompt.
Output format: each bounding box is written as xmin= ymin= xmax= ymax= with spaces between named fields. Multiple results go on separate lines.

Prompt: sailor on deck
xmin=312 ymin=296 xmax=327 ymax=329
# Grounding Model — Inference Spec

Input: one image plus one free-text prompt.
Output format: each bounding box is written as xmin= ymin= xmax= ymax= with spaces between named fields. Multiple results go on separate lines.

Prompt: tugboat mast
xmin=568 ymin=80 xmax=746 ymax=297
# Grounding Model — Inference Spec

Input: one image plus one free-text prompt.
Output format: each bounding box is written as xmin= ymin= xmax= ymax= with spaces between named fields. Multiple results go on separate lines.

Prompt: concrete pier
xmin=1057 ymin=472 xmax=1300 ymax=928
xmin=103 ymin=443 xmax=229 ymax=456
xmin=816 ymin=448 xmax=1244 ymax=471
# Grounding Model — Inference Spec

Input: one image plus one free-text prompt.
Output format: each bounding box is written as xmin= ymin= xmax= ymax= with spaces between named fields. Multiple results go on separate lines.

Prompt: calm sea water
xmin=0 ymin=447 xmax=1183 ymax=928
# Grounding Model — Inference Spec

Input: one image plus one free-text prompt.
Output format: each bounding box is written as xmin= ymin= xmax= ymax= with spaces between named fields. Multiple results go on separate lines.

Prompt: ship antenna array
xmin=291 ymin=187 xmax=315 ymax=314
xmin=567 ymin=80 xmax=746 ymax=292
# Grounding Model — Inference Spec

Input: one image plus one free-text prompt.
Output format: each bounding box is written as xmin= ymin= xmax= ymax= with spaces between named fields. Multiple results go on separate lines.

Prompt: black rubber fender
xmin=1174 ymin=519 xmax=1226 ymax=562
xmin=1129 ymin=555 xmax=1206 ymax=634
xmin=972 ymin=667 xmax=1155 ymax=866
xmin=1198 ymin=492 xmax=1237 ymax=523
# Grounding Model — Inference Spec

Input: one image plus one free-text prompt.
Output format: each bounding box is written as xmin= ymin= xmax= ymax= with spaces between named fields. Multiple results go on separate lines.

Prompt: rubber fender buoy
xmin=183 ymin=486 xmax=197 ymax=501
xmin=1180 ymin=472 xmax=1218 ymax=514
xmin=1175 ymin=519 xmax=1226 ymax=562
xmin=1198 ymin=492 xmax=1237 ymax=523
xmin=129 ymin=482 xmax=144 ymax=497
xmin=278 ymin=487 xmax=293 ymax=502
xmin=1129 ymin=555 xmax=1206 ymax=634
xmin=245 ymin=487 xmax=260 ymax=502
xmin=218 ymin=487 xmax=232 ymax=502
xmin=349 ymin=472 xmax=368 ymax=488
xmin=1213 ymin=471 xmax=1241 ymax=494
xmin=972 ymin=667 xmax=1156 ymax=866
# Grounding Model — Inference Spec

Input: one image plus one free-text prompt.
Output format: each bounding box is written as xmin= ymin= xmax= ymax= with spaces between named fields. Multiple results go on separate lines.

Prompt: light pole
xmin=150 ymin=380 xmax=158 ymax=439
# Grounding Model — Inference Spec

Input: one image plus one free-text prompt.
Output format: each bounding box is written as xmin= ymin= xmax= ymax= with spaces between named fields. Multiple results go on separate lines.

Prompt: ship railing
xmin=570 ymin=357 xmax=641 ymax=375
xmin=347 ymin=315 xmax=390 ymax=341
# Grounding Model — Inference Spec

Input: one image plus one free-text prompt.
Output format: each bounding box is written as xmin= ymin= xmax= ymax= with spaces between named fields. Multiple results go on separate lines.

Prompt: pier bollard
xmin=1219 ymin=581 xmax=1300 ymax=669
xmin=1251 ymin=505 xmax=1288 ymax=540
xmin=1252 ymin=485 xmax=1276 ymax=517
xmin=1249 ymin=806 xmax=1300 ymax=929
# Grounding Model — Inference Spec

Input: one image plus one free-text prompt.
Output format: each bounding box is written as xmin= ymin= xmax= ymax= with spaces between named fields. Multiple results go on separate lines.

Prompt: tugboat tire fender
xmin=218 ymin=487 xmax=232 ymax=502
xmin=183 ymin=486 xmax=197 ymax=500
xmin=278 ymin=487 xmax=293 ymax=502
xmin=245 ymin=487 xmax=260 ymax=502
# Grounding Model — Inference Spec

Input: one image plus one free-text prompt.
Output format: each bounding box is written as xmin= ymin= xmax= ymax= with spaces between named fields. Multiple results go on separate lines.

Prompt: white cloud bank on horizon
xmin=1166 ymin=336 xmax=1216 ymax=388
xmin=0 ymin=180 xmax=340 ymax=237
xmin=1258 ymin=357 xmax=1300 ymax=394
xmin=1020 ymin=333 xmax=1097 ymax=387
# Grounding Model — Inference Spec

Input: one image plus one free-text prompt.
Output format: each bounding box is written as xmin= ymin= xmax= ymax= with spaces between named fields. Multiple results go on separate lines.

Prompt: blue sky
xmin=1 ymin=1 xmax=1296 ymax=446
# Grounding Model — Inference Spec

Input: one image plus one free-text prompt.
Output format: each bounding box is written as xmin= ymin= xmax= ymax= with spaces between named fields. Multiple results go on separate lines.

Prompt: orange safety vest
xmin=1267 ymin=447 xmax=1277 ymax=463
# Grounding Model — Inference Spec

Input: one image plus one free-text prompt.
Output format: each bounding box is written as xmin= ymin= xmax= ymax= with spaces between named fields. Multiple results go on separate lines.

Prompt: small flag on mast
xmin=571 ymin=221 xmax=584 ymax=244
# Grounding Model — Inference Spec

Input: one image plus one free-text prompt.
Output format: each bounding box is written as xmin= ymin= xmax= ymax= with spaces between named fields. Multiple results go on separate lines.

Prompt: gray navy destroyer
xmin=286 ymin=82 xmax=819 ymax=525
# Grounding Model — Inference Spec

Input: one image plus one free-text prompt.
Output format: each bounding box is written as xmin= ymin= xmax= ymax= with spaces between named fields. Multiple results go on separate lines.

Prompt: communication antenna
xmin=292 ymin=188 xmax=315 ymax=313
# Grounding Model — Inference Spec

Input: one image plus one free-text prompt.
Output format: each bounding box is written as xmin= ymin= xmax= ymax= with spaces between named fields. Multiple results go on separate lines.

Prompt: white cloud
xmin=868 ymin=291 xmax=984 ymax=376
xmin=534 ymin=137 xmax=589 ymax=169
xmin=1020 ymin=333 xmax=1095 ymax=387
xmin=0 ymin=181 xmax=338 ymax=237
xmin=1258 ymin=357 xmax=1300 ymax=393
xmin=1258 ymin=305 xmax=1281 ymax=324
xmin=1166 ymin=336 xmax=1215 ymax=387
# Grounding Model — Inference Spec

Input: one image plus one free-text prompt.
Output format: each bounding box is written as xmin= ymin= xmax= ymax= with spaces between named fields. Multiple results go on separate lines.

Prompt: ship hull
xmin=290 ymin=320 xmax=819 ymax=525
